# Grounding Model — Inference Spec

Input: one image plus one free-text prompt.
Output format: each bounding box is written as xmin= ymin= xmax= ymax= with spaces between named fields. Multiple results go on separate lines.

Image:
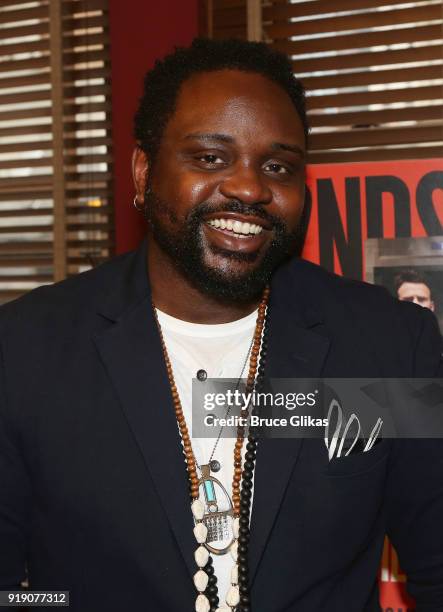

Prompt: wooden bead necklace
xmin=153 ymin=287 xmax=270 ymax=612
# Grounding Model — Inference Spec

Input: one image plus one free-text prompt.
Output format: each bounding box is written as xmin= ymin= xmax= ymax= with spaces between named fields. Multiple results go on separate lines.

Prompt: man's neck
xmin=147 ymin=243 xmax=260 ymax=324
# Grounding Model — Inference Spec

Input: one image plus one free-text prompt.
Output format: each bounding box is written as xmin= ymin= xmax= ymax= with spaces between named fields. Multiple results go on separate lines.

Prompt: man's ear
xmin=132 ymin=146 xmax=149 ymax=204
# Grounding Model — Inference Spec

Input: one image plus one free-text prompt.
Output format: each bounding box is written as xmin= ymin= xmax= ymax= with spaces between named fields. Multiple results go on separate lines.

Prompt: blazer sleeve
xmin=0 ymin=339 xmax=31 ymax=590
xmin=386 ymin=306 xmax=443 ymax=611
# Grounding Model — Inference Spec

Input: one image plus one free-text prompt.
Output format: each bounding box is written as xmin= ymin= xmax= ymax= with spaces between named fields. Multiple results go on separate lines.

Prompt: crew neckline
xmin=155 ymin=307 xmax=258 ymax=337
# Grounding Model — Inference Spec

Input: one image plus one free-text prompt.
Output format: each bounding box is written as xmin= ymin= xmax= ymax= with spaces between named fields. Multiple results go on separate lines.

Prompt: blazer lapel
xmin=93 ymin=241 xmax=196 ymax=579
xmin=249 ymin=260 xmax=331 ymax=584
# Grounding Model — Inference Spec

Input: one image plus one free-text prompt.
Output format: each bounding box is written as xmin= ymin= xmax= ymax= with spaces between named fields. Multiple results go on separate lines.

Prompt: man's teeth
xmin=207 ymin=218 xmax=263 ymax=235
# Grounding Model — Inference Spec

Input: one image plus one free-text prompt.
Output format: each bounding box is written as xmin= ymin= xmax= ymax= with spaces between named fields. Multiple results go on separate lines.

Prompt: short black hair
xmin=134 ymin=37 xmax=309 ymax=162
xmin=394 ymin=269 xmax=431 ymax=293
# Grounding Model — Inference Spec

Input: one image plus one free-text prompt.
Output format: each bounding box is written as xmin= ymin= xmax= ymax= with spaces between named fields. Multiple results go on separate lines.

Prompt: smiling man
xmin=133 ymin=46 xmax=308 ymax=318
xmin=0 ymin=39 xmax=443 ymax=612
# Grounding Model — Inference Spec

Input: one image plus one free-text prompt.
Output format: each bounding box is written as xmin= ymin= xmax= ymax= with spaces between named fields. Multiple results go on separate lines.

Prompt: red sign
xmin=303 ymin=159 xmax=443 ymax=279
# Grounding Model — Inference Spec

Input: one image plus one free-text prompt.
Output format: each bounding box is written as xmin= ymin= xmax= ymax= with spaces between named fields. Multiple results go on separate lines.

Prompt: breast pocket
xmin=325 ymin=439 xmax=391 ymax=477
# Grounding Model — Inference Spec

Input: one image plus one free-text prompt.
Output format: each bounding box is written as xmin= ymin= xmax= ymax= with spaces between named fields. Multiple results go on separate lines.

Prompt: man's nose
xmin=219 ymin=164 xmax=272 ymax=206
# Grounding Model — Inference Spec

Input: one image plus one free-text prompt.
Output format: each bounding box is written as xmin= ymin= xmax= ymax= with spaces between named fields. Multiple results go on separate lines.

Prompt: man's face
xmin=134 ymin=69 xmax=306 ymax=301
xmin=397 ymin=282 xmax=435 ymax=311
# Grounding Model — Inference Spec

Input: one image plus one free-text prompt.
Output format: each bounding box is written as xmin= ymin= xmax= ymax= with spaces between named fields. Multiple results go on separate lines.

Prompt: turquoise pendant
xmin=198 ymin=464 xmax=234 ymax=556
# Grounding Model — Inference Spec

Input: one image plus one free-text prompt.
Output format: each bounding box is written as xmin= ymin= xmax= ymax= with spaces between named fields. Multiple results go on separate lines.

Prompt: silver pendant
xmin=198 ymin=464 xmax=234 ymax=556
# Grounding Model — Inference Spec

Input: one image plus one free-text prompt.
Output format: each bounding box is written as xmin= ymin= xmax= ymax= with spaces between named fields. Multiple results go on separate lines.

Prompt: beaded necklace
xmin=153 ymin=287 xmax=270 ymax=612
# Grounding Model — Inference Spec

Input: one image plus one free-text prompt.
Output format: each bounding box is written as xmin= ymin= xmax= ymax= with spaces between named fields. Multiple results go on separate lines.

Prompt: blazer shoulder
xmin=0 ymin=249 xmax=138 ymax=336
xmin=290 ymin=257 xmax=395 ymax=311
xmin=287 ymin=257 xmax=441 ymax=363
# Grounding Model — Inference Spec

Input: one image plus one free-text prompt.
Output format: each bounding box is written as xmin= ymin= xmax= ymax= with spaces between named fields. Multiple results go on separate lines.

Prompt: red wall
xmin=109 ymin=0 xmax=199 ymax=254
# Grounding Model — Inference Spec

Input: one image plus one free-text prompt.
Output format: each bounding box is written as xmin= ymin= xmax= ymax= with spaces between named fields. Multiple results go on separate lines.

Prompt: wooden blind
xmin=0 ymin=0 xmax=113 ymax=304
xmin=208 ymin=0 xmax=247 ymax=40
xmin=206 ymin=0 xmax=443 ymax=164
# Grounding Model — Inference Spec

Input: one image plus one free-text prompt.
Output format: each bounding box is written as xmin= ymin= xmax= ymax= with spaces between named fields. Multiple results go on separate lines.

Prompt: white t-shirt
xmin=156 ymin=307 xmax=258 ymax=602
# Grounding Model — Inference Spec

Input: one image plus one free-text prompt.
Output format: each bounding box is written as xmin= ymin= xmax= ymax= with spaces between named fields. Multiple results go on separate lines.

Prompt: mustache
xmin=189 ymin=200 xmax=286 ymax=230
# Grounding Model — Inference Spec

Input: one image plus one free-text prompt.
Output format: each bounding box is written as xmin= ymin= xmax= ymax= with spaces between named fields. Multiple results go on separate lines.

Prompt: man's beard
xmin=143 ymin=187 xmax=305 ymax=303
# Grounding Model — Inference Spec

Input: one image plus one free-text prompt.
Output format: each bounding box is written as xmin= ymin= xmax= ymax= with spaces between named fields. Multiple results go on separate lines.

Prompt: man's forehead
xmin=177 ymin=69 xmax=294 ymax=110
xmin=398 ymin=282 xmax=431 ymax=296
xmin=165 ymin=69 xmax=305 ymax=145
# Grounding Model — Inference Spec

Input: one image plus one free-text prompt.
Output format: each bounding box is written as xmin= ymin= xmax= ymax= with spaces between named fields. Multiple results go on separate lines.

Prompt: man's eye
xmin=197 ymin=154 xmax=224 ymax=165
xmin=264 ymin=162 xmax=290 ymax=174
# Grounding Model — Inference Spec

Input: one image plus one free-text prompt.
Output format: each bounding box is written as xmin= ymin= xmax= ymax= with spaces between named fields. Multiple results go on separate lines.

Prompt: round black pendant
xmin=209 ymin=459 xmax=221 ymax=473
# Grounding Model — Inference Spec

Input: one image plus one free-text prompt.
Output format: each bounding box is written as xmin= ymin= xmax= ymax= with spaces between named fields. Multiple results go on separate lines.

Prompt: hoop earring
xmin=133 ymin=196 xmax=144 ymax=212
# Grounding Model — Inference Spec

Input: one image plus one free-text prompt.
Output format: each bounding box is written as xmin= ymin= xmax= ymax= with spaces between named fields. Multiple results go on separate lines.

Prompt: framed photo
xmin=365 ymin=237 xmax=443 ymax=334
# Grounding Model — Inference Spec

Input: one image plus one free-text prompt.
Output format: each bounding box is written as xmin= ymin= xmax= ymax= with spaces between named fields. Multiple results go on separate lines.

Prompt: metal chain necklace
xmin=153 ymin=288 xmax=270 ymax=612
xmin=200 ymin=331 xmax=255 ymax=474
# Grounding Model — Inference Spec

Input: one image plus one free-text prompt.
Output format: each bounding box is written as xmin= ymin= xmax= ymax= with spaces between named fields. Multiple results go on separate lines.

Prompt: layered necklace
xmin=153 ymin=287 xmax=270 ymax=612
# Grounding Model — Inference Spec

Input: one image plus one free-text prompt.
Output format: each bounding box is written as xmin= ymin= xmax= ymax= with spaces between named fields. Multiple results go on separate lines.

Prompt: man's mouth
xmin=206 ymin=217 xmax=264 ymax=237
xmin=201 ymin=211 xmax=272 ymax=253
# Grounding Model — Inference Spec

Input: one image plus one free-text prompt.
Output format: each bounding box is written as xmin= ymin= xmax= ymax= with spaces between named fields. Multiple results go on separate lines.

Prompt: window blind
xmin=209 ymin=0 xmax=247 ymax=40
xmin=206 ymin=0 xmax=443 ymax=164
xmin=0 ymin=0 xmax=113 ymax=304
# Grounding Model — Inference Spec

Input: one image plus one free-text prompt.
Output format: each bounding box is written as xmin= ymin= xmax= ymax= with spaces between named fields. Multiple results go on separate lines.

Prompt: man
xmin=0 ymin=39 xmax=442 ymax=612
xmin=395 ymin=269 xmax=435 ymax=311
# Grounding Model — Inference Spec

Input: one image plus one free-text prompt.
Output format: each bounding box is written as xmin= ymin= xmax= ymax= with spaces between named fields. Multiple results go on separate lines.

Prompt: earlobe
xmin=131 ymin=146 xmax=149 ymax=203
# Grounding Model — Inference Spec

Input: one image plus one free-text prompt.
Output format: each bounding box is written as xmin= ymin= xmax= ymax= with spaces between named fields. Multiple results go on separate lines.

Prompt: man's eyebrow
xmin=184 ymin=132 xmax=305 ymax=158
xmin=184 ymin=132 xmax=234 ymax=144
xmin=271 ymin=142 xmax=305 ymax=159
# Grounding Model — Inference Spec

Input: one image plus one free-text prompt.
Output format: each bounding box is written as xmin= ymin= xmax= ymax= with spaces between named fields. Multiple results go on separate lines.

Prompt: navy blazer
xmin=0 ymin=239 xmax=442 ymax=612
